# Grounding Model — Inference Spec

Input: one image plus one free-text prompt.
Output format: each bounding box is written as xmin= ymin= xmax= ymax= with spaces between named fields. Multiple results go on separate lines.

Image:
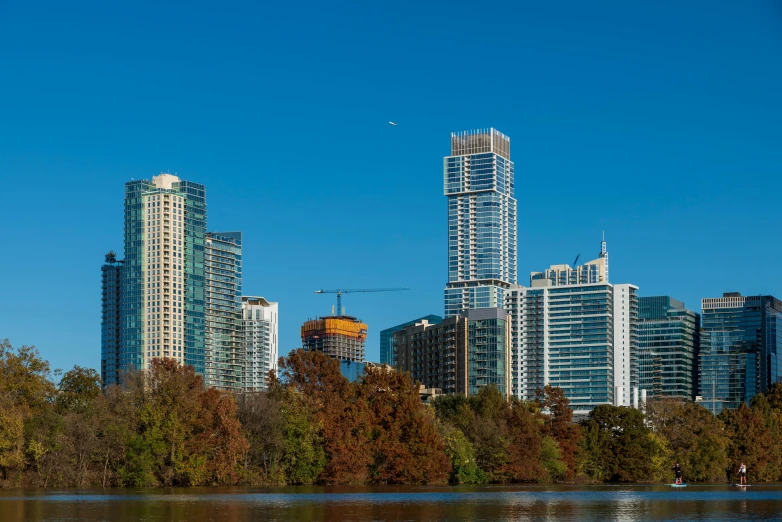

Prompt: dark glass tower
xmin=637 ymin=296 xmax=700 ymax=400
xmin=699 ymin=293 xmax=782 ymax=414
xmin=101 ymin=252 xmax=123 ymax=388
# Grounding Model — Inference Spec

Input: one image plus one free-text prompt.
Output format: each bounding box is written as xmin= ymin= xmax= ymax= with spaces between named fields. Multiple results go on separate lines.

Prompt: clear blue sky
xmin=1 ymin=1 xmax=781 ymax=373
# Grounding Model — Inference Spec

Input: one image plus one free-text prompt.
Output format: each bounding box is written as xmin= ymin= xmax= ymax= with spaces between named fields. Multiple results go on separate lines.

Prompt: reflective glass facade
xmin=204 ymin=232 xmax=243 ymax=390
xmin=698 ymin=294 xmax=782 ymax=414
xmin=466 ymin=308 xmax=511 ymax=396
xmin=444 ymin=129 xmax=517 ymax=317
xmin=120 ymin=175 xmax=207 ymax=375
xmin=506 ymin=281 xmax=639 ymax=415
xmin=101 ymin=261 xmax=123 ymax=387
xmin=379 ymin=314 xmax=442 ymax=366
xmin=637 ymin=296 xmax=699 ymax=400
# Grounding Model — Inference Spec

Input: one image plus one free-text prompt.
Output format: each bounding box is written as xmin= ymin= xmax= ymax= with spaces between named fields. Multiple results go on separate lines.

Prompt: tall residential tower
xmin=121 ymin=174 xmax=206 ymax=374
xmin=204 ymin=232 xmax=244 ymax=390
xmin=242 ymin=296 xmax=279 ymax=391
xmin=444 ymin=129 xmax=517 ymax=317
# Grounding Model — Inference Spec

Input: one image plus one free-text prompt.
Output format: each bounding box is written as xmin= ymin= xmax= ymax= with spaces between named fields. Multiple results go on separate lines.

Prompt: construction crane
xmin=314 ymin=288 xmax=410 ymax=316
xmin=573 ymin=254 xmax=581 ymax=267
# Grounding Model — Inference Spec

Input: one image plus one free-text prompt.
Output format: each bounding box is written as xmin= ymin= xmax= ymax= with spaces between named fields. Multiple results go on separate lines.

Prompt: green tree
xmin=55 ymin=366 xmax=101 ymax=414
xmin=580 ymin=405 xmax=661 ymax=482
xmin=439 ymin=423 xmax=485 ymax=484
xmin=280 ymin=389 xmax=326 ymax=484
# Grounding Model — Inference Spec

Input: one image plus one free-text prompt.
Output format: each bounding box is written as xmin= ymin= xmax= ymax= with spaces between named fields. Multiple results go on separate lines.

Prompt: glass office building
xmin=637 ymin=296 xmax=699 ymax=400
xmin=379 ymin=314 xmax=442 ymax=366
xmin=444 ymin=129 xmax=517 ymax=317
xmin=698 ymin=293 xmax=782 ymax=414
xmin=101 ymin=253 xmax=123 ymax=388
xmin=204 ymin=232 xmax=243 ymax=390
xmin=121 ymin=174 xmax=206 ymax=375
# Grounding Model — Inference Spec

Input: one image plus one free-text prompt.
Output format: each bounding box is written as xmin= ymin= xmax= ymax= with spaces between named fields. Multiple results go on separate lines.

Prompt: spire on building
xmin=600 ymin=232 xmax=609 ymax=283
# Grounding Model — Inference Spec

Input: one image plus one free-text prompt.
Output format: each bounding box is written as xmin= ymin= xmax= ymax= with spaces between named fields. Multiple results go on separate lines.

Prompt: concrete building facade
xmin=301 ymin=315 xmax=367 ymax=362
xmin=393 ymin=308 xmax=511 ymax=397
xmin=242 ymin=296 xmax=278 ymax=391
xmin=379 ymin=315 xmax=443 ymax=366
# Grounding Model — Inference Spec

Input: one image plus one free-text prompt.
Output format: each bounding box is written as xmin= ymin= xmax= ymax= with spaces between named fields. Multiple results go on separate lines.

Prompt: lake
xmin=1 ymin=484 xmax=782 ymax=521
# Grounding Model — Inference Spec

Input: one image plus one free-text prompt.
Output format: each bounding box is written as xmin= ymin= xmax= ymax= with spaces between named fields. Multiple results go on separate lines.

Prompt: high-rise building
xmin=379 ymin=315 xmax=443 ymax=366
xmin=121 ymin=174 xmax=206 ymax=374
xmin=444 ymin=128 xmax=517 ymax=317
xmin=394 ymin=308 xmax=511 ymax=397
xmin=505 ymin=239 xmax=640 ymax=415
xmin=637 ymin=296 xmax=699 ymax=400
xmin=530 ymin=235 xmax=608 ymax=287
xmin=204 ymin=232 xmax=243 ymax=390
xmin=698 ymin=293 xmax=782 ymax=414
xmin=301 ymin=315 xmax=367 ymax=362
xmin=101 ymin=251 xmax=123 ymax=388
xmin=242 ymin=296 xmax=278 ymax=391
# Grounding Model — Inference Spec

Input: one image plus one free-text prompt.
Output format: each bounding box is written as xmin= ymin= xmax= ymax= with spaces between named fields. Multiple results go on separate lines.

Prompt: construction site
xmin=301 ymin=288 xmax=408 ymax=363
xmin=300 ymin=315 xmax=368 ymax=362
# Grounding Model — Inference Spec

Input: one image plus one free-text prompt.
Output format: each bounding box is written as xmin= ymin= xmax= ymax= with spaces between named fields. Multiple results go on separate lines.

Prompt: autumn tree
xmin=537 ymin=385 xmax=581 ymax=481
xmin=358 ymin=368 xmax=450 ymax=484
xmin=646 ymin=398 xmax=729 ymax=482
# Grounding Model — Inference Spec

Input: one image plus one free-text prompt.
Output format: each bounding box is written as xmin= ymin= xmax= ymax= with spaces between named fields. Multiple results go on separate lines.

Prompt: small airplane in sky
xmin=388 ymin=121 xmax=398 ymax=126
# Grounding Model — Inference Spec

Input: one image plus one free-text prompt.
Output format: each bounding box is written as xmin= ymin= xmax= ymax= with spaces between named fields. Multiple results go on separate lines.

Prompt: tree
xmin=646 ymin=398 xmax=729 ymax=482
xmin=439 ymin=422 xmax=485 ymax=484
xmin=538 ymin=386 xmax=581 ymax=481
xmin=280 ymin=389 xmax=326 ymax=484
xmin=358 ymin=368 xmax=450 ymax=484
xmin=56 ymin=366 xmax=101 ymax=414
xmin=580 ymin=405 xmax=663 ymax=482
xmin=237 ymin=392 xmax=285 ymax=484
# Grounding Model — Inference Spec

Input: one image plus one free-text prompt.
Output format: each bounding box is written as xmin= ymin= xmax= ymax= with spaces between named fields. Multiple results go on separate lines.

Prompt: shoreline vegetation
xmin=2 ymin=339 xmax=782 ymax=488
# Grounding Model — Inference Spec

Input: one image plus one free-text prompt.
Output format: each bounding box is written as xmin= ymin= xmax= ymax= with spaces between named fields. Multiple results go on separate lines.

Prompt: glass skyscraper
xmin=379 ymin=314 xmax=442 ymax=366
xmin=444 ymin=129 xmax=517 ymax=317
xmin=698 ymin=293 xmax=782 ymax=414
xmin=101 ymin=252 xmax=123 ymax=388
xmin=204 ymin=232 xmax=243 ymax=390
xmin=637 ymin=296 xmax=699 ymax=400
xmin=121 ymin=174 xmax=206 ymax=375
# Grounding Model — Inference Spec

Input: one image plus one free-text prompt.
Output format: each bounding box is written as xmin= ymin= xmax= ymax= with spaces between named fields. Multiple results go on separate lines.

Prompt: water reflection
xmin=2 ymin=485 xmax=782 ymax=521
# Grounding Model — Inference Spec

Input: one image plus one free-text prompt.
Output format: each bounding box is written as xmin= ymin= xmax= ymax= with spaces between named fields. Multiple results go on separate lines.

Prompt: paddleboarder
xmin=672 ymin=462 xmax=683 ymax=485
xmin=738 ymin=462 xmax=747 ymax=485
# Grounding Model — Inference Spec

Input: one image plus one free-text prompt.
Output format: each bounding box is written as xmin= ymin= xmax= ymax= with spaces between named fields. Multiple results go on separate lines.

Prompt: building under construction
xmin=301 ymin=315 xmax=367 ymax=362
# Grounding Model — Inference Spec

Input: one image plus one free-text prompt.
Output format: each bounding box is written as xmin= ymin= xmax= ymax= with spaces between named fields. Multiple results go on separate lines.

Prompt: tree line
xmin=1 ymin=338 xmax=780 ymax=487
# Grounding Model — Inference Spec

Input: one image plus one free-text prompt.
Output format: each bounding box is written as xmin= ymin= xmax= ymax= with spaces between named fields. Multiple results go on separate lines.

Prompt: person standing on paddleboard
xmin=739 ymin=462 xmax=747 ymax=485
xmin=672 ymin=463 xmax=683 ymax=485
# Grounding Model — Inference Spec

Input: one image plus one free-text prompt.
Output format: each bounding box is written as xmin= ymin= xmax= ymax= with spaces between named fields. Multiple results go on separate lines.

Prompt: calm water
xmin=2 ymin=484 xmax=782 ymax=521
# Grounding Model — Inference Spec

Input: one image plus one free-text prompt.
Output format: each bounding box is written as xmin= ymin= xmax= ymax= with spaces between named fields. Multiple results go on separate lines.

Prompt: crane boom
xmin=314 ymin=288 xmax=410 ymax=315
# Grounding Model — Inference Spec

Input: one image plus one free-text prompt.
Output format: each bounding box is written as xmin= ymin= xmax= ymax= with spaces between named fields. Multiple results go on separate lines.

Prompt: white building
xmin=242 ymin=296 xmax=278 ymax=391
xmin=505 ymin=238 xmax=640 ymax=415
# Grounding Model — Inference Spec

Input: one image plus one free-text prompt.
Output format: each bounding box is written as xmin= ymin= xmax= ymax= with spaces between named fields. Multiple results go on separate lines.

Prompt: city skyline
xmin=2 ymin=2 xmax=782 ymax=374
